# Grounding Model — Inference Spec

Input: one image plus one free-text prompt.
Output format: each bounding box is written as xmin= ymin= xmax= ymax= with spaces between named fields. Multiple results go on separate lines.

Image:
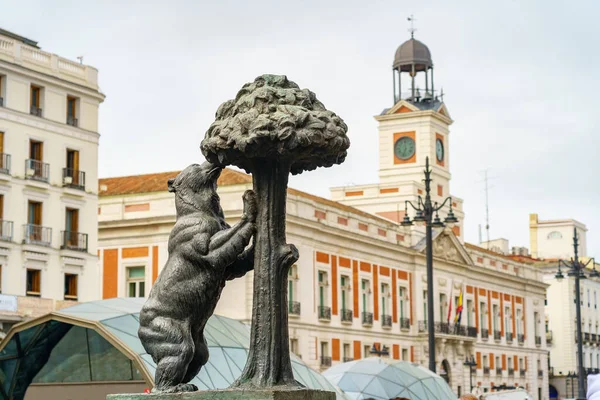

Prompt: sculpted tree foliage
xmin=201 ymin=74 xmax=350 ymax=388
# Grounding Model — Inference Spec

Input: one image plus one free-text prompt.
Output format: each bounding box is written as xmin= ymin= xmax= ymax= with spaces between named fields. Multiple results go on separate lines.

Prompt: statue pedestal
xmin=107 ymin=388 xmax=335 ymax=400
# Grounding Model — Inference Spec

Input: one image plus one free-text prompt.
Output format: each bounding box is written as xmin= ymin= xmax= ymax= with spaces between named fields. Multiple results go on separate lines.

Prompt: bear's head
xmin=168 ymin=162 xmax=224 ymax=218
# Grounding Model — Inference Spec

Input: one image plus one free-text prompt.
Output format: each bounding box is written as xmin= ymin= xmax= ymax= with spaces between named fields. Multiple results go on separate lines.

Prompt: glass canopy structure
xmin=323 ymin=357 xmax=457 ymax=400
xmin=0 ymin=298 xmax=346 ymax=400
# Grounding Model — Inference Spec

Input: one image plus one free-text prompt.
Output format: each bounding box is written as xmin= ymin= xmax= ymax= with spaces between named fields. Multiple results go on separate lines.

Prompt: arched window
xmin=547 ymin=231 xmax=563 ymax=240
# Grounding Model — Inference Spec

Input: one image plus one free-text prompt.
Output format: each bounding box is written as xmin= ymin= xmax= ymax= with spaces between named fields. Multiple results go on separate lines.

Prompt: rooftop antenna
xmin=484 ymin=169 xmax=490 ymax=248
xmin=76 ymin=56 xmax=84 ymax=65
xmin=407 ymin=15 xmax=417 ymax=38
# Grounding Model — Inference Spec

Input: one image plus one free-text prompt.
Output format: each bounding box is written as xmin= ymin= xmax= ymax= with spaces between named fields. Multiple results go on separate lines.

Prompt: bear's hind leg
xmin=142 ymin=318 xmax=197 ymax=393
xmin=182 ymin=333 xmax=210 ymax=383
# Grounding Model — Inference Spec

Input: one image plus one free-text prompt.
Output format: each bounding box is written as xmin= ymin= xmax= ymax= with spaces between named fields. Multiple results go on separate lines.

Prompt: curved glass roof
xmin=323 ymin=357 xmax=457 ymax=400
xmin=0 ymin=298 xmax=347 ymax=400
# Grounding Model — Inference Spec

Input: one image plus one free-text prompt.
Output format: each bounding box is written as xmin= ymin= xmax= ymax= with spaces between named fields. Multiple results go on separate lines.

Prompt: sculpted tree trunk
xmin=201 ymin=74 xmax=349 ymax=388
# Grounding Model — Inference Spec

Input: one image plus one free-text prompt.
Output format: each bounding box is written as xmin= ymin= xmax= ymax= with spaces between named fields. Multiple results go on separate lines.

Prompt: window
xmin=381 ymin=283 xmax=389 ymax=316
xmin=519 ymin=358 xmax=524 ymax=370
xmin=288 ymin=265 xmax=297 ymax=303
xmin=26 ymin=269 xmax=41 ymax=296
xmin=318 ymin=271 xmax=328 ymax=307
xmin=483 ymin=355 xmax=488 ymax=368
xmin=343 ymin=343 xmax=351 ymax=360
xmin=29 ymin=85 xmax=42 ymax=117
xmin=0 ymin=131 xmax=4 ymax=157
xmin=320 ymin=341 xmax=329 ymax=357
xmin=517 ymin=309 xmax=522 ymax=335
xmin=402 ymin=348 xmax=408 ymax=361
xmin=508 ymin=357 xmax=512 ymax=369
xmin=363 ymin=345 xmax=370 ymax=358
xmin=30 ymin=140 xmax=43 ymax=161
xmin=290 ymin=338 xmax=299 ymax=356
xmin=505 ymin=306 xmax=511 ymax=333
xmin=65 ymin=208 xmax=79 ymax=234
xmin=341 ymin=275 xmax=349 ymax=311
xmin=480 ymin=302 xmax=486 ymax=330
xmin=362 ymin=279 xmax=371 ymax=312
xmin=65 ymin=149 xmax=81 ymax=187
xmin=26 ymin=201 xmax=43 ymax=242
xmin=66 ymin=96 xmax=78 ymax=126
xmin=399 ymin=287 xmax=406 ymax=320
xmin=496 ymin=356 xmax=500 ymax=369
xmin=0 ymin=75 xmax=4 ymax=104
xmin=533 ymin=312 xmax=539 ymax=336
xmin=547 ymin=231 xmax=562 ymax=239
xmin=126 ymin=267 xmax=145 ymax=298
xmin=492 ymin=304 xmax=499 ymax=331
xmin=64 ymin=274 xmax=78 ymax=300
xmin=423 ymin=291 xmax=428 ymax=322
xmin=466 ymin=299 xmax=473 ymax=326
xmin=439 ymin=293 xmax=447 ymax=322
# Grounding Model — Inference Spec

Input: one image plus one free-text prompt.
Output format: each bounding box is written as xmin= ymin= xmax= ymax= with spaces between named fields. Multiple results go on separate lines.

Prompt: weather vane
xmin=407 ymin=15 xmax=417 ymax=38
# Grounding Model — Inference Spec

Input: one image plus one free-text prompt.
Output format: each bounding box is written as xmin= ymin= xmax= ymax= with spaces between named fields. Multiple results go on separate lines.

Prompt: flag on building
xmin=447 ymin=285 xmax=453 ymax=324
xmin=455 ymin=289 xmax=464 ymax=324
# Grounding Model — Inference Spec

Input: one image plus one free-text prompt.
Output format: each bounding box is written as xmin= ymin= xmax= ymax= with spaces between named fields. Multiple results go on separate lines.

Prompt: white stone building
xmin=0 ymin=28 xmax=104 ymax=334
xmin=97 ymin=35 xmax=549 ymax=398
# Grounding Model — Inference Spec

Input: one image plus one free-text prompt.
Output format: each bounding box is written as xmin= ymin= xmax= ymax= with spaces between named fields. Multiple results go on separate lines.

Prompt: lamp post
xmin=401 ymin=156 xmax=458 ymax=372
xmin=555 ymin=228 xmax=598 ymax=399
xmin=369 ymin=344 xmax=390 ymax=357
xmin=463 ymin=355 xmax=477 ymax=392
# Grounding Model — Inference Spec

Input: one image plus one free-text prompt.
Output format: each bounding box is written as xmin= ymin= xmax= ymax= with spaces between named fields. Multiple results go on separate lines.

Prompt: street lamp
xmin=369 ymin=344 xmax=390 ymax=357
xmin=401 ymin=156 xmax=458 ymax=373
xmin=463 ymin=355 xmax=477 ymax=392
xmin=555 ymin=228 xmax=598 ymax=399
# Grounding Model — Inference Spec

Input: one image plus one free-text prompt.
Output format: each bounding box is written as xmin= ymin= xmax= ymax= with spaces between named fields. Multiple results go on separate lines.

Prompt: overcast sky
xmin=3 ymin=0 xmax=599 ymax=256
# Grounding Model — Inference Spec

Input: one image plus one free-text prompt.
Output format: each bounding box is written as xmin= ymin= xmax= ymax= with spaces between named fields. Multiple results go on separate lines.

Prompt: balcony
xmin=585 ymin=332 xmax=591 ymax=343
xmin=520 ymin=369 xmax=526 ymax=376
xmin=67 ymin=116 xmax=78 ymax=127
xmin=467 ymin=326 xmax=477 ymax=338
xmin=0 ymin=153 xmax=10 ymax=175
xmin=381 ymin=314 xmax=392 ymax=328
xmin=483 ymin=367 xmax=490 ymax=376
xmin=535 ymin=336 xmax=542 ymax=346
xmin=481 ymin=328 xmax=489 ymax=340
xmin=518 ymin=334 xmax=525 ymax=345
xmin=62 ymin=168 xmax=85 ymax=191
xmin=343 ymin=357 xmax=354 ymax=362
xmin=538 ymin=370 xmax=543 ymax=378
xmin=22 ymin=224 xmax=52 ymax=246
xmin=362 ymin=312 xmax=373 ymax=326
xmin=318 ymin=306 xmax=331 ymax=321
xmin=340 ymin=309 xmax=352 ymax=323
xmin=288 ymin=301 xmax=300 ymax=316
xmin=508 ymin=368 xmax=514 ymax=377
xmin=320 ymin=356 xmax=331 ymax=367
xmin=493 ymin=330 xmax=501 ymax=341
xmin=25 ymin=159 xmax=49 ymax=183
xmin=0 ymin=220 xmax=13 ymax=241
xmin=506 ymin=332 xmax=513 ymax=344
xmin=400 ymin=317 xmax=410 ymax=330
xmin=495 ymin=367 xmax=502 ymax=375
xmin=60 ymin=231 xmax=88 ymax=252
xmin=546 ymin=331 xmax=553 ymax=344
xmin=30 ymin=105 xmax=43 ymax=117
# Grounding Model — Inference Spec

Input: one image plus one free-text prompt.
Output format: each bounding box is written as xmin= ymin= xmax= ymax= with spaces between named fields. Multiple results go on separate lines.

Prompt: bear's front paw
xmin=242 ymin=190 xmax=257 ymax=222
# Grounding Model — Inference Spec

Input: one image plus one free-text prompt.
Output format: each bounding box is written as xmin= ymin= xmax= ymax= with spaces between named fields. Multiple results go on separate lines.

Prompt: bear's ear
xmin=167 ymin=178 xmax=176 ymax=193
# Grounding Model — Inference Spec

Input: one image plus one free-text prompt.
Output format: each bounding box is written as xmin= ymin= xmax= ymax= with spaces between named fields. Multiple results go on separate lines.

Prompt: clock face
xmin=436 ymin=138 xmax=444 ymax=162
xmin=394 ymin=136 xmax=415 ymax=160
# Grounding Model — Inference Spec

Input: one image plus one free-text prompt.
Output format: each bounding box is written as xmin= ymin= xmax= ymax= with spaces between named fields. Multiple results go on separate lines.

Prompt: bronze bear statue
xmin=138 ymin=162 xmax=256 ymax=393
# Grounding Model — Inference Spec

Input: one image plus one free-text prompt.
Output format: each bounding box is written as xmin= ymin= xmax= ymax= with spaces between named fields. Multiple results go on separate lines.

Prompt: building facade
xmin=98 ymin=35 xmax=549 ymax=398
xmin=0 ymin=28 xmax=104 ymax=334
xmin=529 ymin=213 xmax=587 ymax=260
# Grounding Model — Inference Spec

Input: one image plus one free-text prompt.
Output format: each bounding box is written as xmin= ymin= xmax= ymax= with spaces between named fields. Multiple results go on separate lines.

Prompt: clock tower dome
xmin=331 ymin=33 xmax=464 ymax=241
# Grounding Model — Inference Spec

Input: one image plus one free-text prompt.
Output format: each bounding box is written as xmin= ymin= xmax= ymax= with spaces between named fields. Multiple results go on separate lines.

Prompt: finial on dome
xmin=407 ymin=15 xmax=416 ymax=38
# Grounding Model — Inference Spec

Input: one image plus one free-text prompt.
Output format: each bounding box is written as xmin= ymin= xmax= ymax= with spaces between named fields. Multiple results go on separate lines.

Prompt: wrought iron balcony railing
xmin=62 ymin=168 xmax=85 ymax=190
xmin=67 ymin=116 xmax=78 ymax=127
xmin=483 ymin=367 xmax=490 ymax=375
xmin=493 ymin=330 xmax=502 ymax=341
xmin=506 ymin=332 xmax=513 ymax=343
xmin=508 ymin=368 xmax=514 ymax=376
xmin=30 ymin=105 xmax=42 ymax=117
xmin=341 ymin=309 xmax=353 ymax=323
xmin=546 ymin=331 xmax=553 ymax=344
xmin=60 ymin=231 xmax=88 ymax=252
xmin=0 ymin=220 xmax=13 ymax=242
xmin=481 ymin=328 xmax=489 ymax=340
xmin=381 ymin=314 xmax=392 ymax=328
xmin=288 ymin=301 xmax=300 ymax=316
xmin=0 ymin=153 xmax=10 ymax=175
xmin=592 ymin=333 xmax=598 ymax=344
xmin=538 ymin=369 xmax=543 ymax=378
xmin=23 ymin=224 xmax=52 ymax=246
xmin=320 ymin=356 xmax=332 ymax=367
xmin=318 ymin=306 xmax=331 ymax=321
xmin=535 ymin=336 xmax=542 ymax=346
xmin=343 ymin=357 xmax=354 ymax=362
xmin=518 ymin=334 xmax=525 ymax=344
xmin=362 ymin=312 xmax=373 ymax=326
xmin=467 ymin=326 xmax=477 ymax=338
xmin=585 ymin=332 xmax=591 ymax=343
xmin=520 ymin=368 xmax=526 ymax=376
xmin=400 ymin=317 xmax=410 ymax=330
xmin=495 ymin=367 xmax=502 ymax=375
xmin=25 ymin=159 xmax=49 ymax=182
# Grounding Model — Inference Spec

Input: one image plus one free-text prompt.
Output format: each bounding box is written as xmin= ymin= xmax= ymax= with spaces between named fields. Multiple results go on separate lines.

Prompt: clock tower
xmin=331 ymin=34 xmax=464 ymax=241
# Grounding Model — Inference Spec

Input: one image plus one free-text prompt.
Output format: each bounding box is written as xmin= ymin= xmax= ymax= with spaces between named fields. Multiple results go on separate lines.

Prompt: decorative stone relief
xmin=439 ymin=277 xmax=447 ymax=287
xmin=432 ymin=234 xmax=463 ymax=263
